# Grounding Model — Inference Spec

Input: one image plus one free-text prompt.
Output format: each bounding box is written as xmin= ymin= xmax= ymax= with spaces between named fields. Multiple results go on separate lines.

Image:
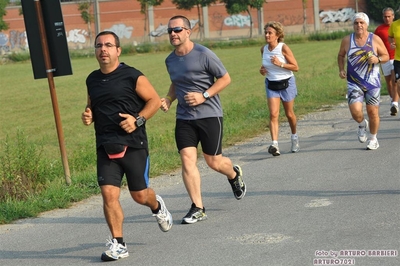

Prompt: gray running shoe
xmin=229 ymin=165 xmax=246 ymax=200
xmin=291 ymin=138 xmax=300 ymax=153
xmin=153 ymin=195 xmax=173 ymax=232
xmin=366 ymin=138 xmax=379 ymax=150
xmin=182 ymin=203 xmax=207 ymax=224
xmin=357 ymin=119 xmax=368 ymax=143
xmin=390 ymin=104 xmax=398 ymax=116
xmin=101 ymin=238 xmax=129 ymax=261
xmin=268 ymin=144 xmax=280 ymax=156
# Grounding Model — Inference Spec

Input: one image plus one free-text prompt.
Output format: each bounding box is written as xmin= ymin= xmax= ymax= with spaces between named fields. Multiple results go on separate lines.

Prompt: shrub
xmin=0 ymin=130 xmax=60 ymax=201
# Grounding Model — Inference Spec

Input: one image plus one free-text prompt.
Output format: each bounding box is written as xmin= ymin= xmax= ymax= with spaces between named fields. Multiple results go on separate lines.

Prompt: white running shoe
xmin=101 ymin=238 xmax=129 ymax=261
xmin=366 ymin=138 xmax=379 ymax=150
xmin=357 ymin=119 xmax=369 ymax=143
xmin=153 ymin=195 xmax=173 ymax=232
xmin=291 ymin=138 xmax=300 ymax=153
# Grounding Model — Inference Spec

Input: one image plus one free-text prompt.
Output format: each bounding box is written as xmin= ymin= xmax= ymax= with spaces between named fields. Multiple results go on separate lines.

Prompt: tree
xmin=365 ymin=0 xmax=398 ymax=23
xmin=0 ymin=0 xmax=10 ymax=32
xmin=220 ymin=0 xmax=264 ymax=38
xmin=78 ymin=0 xmax=94 ymax=45
xmin=172 ymin=0 xmax=217 ymax=41
xmin=302 ymin=0 xmax=307 ymax=33
xmin=138 ymin=0 xmax=164 ymax=41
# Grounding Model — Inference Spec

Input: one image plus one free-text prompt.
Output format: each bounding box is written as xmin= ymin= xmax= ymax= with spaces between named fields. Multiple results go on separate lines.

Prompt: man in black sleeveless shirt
xmin=81 ymin=31 xmax=172 ymax=261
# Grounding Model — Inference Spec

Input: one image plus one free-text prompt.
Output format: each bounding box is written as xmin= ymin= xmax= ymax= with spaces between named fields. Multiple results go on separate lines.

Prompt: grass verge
xmin=0 ymin=38 xmax=387 ymax=224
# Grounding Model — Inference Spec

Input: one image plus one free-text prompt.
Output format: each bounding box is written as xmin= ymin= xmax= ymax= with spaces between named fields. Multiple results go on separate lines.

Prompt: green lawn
xmin=1 ymin=39 xmax=369 ymax=223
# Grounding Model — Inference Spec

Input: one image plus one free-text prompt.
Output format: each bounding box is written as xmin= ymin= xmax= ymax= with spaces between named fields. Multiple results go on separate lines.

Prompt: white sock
xmin=392 ymin=102 xmax=398 ymax=107
xmin=369 ymin=134 xmax=377 ymax=140
xmin=291 ymin=134 xmax=298 ymax=139
xmin=359 ymin=120 xmax=366 ymax=127
xmin=272 ymin=140 xmax=278 ymax=145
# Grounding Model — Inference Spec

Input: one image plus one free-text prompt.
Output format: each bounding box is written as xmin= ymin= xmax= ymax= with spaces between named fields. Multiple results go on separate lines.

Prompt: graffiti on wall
xmin=0 ymin=30 xmax=28 ymax=53
xmin=105 ymin=24 xmax=134 ymax=39
xmin=65 ymin=23 xmax=134 ymax=48
xmin=67 ymin=29 xmax=88 ymax=44
xmin=319 ymin=8 xmax=355 ymax=23
xmin=0 ymin=33 xmax=8 ymax=53
xmin=150 ymin=14 xmax=253 ymax=38
xmin=224 ymin=14 xmax=251 ymax=27
xmin=150 ymin=19 xmax=199 ymax=37
xmin=0 ymin=23 xmax=135 ymax=53
xmin=0 ymin=7 xmax=357 ymax=51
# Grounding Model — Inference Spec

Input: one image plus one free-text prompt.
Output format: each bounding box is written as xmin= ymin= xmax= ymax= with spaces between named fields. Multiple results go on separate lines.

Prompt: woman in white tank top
xmin=259 ymin=21 xmax=300 ymax=156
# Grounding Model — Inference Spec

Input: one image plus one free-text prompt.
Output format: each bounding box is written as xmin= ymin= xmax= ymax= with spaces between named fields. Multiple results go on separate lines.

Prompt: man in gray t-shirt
xmin=165 ymin=42 xmax=225 ymax=120
xmin=160 ymin=15 xmax=246 ymax=225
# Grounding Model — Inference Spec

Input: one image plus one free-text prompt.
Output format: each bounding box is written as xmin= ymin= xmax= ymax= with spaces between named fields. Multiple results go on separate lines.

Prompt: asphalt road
xmin=1 ymin=96 xmax=399 ymax=266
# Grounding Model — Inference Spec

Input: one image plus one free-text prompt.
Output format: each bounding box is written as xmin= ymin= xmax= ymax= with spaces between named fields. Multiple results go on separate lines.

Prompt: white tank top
xmin=262 ymin=42 xmax=293 ymax=81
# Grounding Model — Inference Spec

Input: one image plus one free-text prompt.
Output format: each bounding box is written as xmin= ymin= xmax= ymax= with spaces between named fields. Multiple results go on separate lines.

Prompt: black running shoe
xmin=229 ymin=165 xmax=246 ymax=200
xmin=390 ymin=104 xmax=398 ymax=116
xmin=268 ymin=144 xmax=280 ymax=156
xmin=181 ymin=203 xmax=207 ymax=224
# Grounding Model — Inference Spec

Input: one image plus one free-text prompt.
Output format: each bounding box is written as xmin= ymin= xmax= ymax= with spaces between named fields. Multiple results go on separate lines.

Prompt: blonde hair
xmin=264 ymin=21 xmax=284 ymax=43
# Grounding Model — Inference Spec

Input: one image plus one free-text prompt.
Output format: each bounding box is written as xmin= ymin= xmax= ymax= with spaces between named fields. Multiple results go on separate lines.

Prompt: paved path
xmin=1 ymin=96 xmax=399 ymax=266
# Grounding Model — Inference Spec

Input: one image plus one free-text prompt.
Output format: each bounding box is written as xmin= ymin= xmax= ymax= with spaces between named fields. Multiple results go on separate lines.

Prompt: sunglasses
xmin=167 ymin=27 xmax=188 ymax=34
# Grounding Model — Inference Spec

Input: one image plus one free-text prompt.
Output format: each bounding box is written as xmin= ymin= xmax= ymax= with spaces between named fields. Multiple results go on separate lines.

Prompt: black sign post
xmin=21 ymin=0 xmax=71 ymax=185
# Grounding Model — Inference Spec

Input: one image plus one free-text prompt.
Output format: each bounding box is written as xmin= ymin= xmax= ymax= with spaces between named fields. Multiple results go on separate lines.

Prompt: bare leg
xmin=366 ymin=105 xmax=380 ymax=135
xmin=101 ymin=185 xmax=124 ymax=238
xmin=203 ymin=153 xmax=236 ymax=180
xmin=267 ymin=97 xmax=282 ymax=141
xmin=180 ymin=147 xmax=203 ymax=208
xmin=348 ymin=102 xmax=365 ymax=123
xmin=282 ymin=99 xmax=297 ymax=134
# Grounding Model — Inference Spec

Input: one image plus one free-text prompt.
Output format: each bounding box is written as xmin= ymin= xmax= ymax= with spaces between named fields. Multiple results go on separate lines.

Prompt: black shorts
xmin=97 ymin=146 xmax=149 ymax=191
xmin=175 ymin=117 xmax=223 ymax=156
xmin=393 ymin=60 xmax=400 ymax=81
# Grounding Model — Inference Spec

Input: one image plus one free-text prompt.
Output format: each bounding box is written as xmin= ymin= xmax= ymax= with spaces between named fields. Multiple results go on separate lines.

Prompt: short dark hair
xmin=169 ymin=15 xmax=191 ymax=29
xmin=94 ymin=31 xmax=120 ymax=47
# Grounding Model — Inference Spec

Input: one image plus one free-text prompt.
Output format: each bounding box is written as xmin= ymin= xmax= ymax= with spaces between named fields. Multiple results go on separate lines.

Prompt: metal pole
xmin=313 ymin=0 xmax=320 ymax=31
xmin=94 ymin=0 xmax=101 ymax=35
xmin=34 ymin=0 xmax=71 ymax=185
xmin=258 ymin=7 xmax=264 ymax=36
xmin=203 ymin=6 xmax=209 ymax=39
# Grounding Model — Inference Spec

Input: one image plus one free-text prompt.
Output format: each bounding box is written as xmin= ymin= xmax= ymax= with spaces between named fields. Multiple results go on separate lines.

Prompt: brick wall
xmin=1 ymin=0 xmax=366 ymax=51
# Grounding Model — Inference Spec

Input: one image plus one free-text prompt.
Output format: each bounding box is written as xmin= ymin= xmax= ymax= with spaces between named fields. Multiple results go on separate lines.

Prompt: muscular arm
xmin=282 ymin=44 xmax=299 ymax=72
xmin=373 ymin=35 xmax=389 ymax=63
xmin=160 ymin=83 xmax=176 ymax=112
xmin=206 ymin=72 xmax=231 ymax=97
xmin=119 ymin=76 xmax=160 ymax=133
xmin=81 ymin=95 xmax=93 ymax=125
xmin=337 ymin=36 xmax=349 ymax=72
xmin=135 ymin=75 xmax=161 ymax=120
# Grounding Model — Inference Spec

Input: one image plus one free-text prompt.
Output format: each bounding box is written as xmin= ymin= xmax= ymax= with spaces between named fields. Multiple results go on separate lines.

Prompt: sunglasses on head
xmin=167 ymin=27 xmax=188 ymax=34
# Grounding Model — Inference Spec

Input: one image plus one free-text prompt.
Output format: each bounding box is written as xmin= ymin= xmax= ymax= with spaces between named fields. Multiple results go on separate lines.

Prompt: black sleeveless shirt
xmin=86 ymin=63 xmax=148 ymax=149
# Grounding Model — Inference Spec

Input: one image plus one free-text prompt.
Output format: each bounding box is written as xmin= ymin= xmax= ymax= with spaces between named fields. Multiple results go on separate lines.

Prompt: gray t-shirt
xmin=165 ymin=43 xmax=227 ymax=120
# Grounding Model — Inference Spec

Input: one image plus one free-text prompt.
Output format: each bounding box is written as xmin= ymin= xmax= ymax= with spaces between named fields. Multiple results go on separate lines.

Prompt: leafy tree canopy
xmin=138 ymin=0 xmax=164 ymax=14
xmin=221 ymin=0 xmax=264 ymax=14
xmin=172 ymin=0 xmax=216 ymax=11
xmin=366 ymin=0 xmax=399 ymax=23
xmin=0 ymin=0 xmax=10 ymax=31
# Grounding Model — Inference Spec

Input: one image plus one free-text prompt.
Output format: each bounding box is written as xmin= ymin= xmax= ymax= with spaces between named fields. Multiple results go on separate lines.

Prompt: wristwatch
xmin=203 ymin=91 xmax=210 ymax=99
xmin=378 ymin=56 xmax=382 ymax=63
xmin=135 ymin=116 xmax=146 ymax=127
